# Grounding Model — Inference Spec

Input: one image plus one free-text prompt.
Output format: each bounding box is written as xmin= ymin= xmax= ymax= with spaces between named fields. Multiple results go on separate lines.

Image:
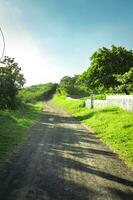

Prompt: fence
xmin=85 ymin=95 xmax=133 ymax=111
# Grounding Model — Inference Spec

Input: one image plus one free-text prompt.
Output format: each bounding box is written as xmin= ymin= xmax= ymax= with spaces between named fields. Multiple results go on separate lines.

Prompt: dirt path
xmin=0 ymin=101 xmax=133 ymax=200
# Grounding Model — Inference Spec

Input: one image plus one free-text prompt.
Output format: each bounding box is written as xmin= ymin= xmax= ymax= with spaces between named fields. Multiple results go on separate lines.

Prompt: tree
xmin=114 ymin=68 xmax=133 ymax=94
xmin=0 ymin=56 xmax=25 ymax=109
xmin=76 ymin=70 xmax=91 ymax=93
xmin=58 ymin=75 xmax=82 ymax=95
xmin=58 ymin=76 xmax=75 ymax=95
xmin=79 ymin=45 xmax=133 ymax=92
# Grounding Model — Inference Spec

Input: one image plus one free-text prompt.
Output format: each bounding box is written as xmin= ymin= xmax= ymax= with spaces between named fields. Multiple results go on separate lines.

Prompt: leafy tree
xmin=58 ymin=76 xmax=75 ymax=95
xmin=58 ymin=75 xmax=83 ymax=95
xmin=79 ymin=45 xmax=133 ymax=92
xmin=0 ymin=56 xmax=25 ymax=109
xmin=76 ymin=70 xmax=91 ymax=93
xmin=114 ymin=68 xmax=133 ymax=94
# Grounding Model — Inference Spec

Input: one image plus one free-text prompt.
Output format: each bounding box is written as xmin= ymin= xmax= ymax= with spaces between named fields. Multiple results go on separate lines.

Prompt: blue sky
xmin=0 ymin=0 xmax=133 ymax=85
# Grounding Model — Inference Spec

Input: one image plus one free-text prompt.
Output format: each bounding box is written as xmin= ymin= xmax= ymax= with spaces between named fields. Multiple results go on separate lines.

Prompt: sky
xmin=0 ymin=0 xmax=133 ymax=86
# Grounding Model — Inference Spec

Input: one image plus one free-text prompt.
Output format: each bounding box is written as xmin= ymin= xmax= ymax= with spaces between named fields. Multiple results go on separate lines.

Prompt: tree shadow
xmin=41 ymin=112 xmax=80 ymax=124
xmin=106 ymin=187 xmax=133 ymax=200
xmin=76 ymin=112 xmax=94 ymax=121
xmin=76 ymin=107 xmax=120 ymax=121
xmin=0 ymin=109 xmax=133 ymax=200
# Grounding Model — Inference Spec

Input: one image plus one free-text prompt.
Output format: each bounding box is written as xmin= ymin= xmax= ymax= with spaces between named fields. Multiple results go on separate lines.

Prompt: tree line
xmin=58 ymin=45 xmax=133 ymax=96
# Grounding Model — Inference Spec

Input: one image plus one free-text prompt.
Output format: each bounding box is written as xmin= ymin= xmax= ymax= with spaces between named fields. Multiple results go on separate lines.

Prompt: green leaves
xmin=0 ymin=56 xmax=25 ymax=109
xmin=114 ymin=68 xmax=133 ymax=93
xmin=78 ymin=45 xmax=133 ymax=93
xmin=58 ymin=75 xmax=81 ymax=95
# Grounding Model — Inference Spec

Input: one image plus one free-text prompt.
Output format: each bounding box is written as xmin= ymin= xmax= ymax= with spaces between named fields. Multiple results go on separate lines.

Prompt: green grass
xmin=52 ymin=94 xmax=133 ymax=167
xmin=18 ymin=83 xmax=57 ymax=103
xmin=0 ymin=102 xmax=43 ymax=164
xmin=0 ymin=83 xmax=57 ymax=164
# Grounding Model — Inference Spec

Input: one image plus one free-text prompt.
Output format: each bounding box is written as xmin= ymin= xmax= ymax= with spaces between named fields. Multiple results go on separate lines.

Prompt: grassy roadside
xmin=0 ymin=83 xmax=56 ymax=164
xmin=0 ymin=83 xmax=57 ymax=164
xmin=0 ymin=101 xmax=44 ymax=164
xmin=52 ymin=95 xmax=133 ymax=167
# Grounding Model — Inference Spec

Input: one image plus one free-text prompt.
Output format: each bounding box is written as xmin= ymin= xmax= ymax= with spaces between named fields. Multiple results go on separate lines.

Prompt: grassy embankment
xmin=53 ymin=95 xmax=133 ymax=167
xmin=0 ymin=83 xmax=56 ymax=164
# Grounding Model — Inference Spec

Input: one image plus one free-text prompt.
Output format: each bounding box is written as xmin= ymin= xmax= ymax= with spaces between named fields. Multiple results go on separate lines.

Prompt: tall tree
xmin=79 ymin=45 xmax=133 ymax=92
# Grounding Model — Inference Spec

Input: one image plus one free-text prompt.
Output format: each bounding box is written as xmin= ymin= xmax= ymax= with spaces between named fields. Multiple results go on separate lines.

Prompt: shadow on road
xmin=0 ymin=106 xmax=133 ymax=200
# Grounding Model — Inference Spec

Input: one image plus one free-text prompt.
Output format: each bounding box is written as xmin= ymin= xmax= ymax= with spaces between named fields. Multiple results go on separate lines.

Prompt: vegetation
xmin=0 ymin=71 xmax=57 ymax=163
xmin=0 ymin=57 xmax=25 ymax=109
xmin=58 ymin=75 xmax=77 ymax=95
xmin=19 ymin=83 xmax=57 ymax=103
xmin=57 ymin=46 xmax=133 ymax=96
xmin=57 ymin=75 xmax=87 ymax=96
xmin=115 ymin=67 xmax=133 ymax=94
xmin=79 ymin=45 xmax=133 ymax=92
xmin=53 ymin=95 xmax=133 ymax=167
xmin=0 ymin=102 xmax=43 ymax=164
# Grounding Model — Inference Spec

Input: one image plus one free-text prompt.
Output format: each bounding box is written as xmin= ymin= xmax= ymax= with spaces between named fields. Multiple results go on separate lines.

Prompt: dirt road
xmin=0 ymin=101 xmax=133 ymax=200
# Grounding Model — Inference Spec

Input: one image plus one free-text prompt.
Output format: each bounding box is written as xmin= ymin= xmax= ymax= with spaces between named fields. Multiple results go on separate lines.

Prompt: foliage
xmin=76 ymin=71 xmax=91 ymax=94
xmin=53 ymin=95 xmax=133 ymax=167
xmin=114 ymin=68 xmax=133 ymax=94
xmin=0 ymin=56 xmax=25 ymax=109
xmin=78 ymin=45 xmax=133 ymax=92
xmin=19 ymin=83 xmax=57 ymax=103
xmin=58 ymin=75 xmax=77 ymax=95
xmin=58 ymin=75 xmax=88 ymax=96
xmin=94 ymin=94 xmax=106 ymax=100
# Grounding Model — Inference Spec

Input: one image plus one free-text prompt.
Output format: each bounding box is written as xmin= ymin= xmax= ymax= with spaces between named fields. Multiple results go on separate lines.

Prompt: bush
xmin=0 ymin=57 xmax=25 ymax=109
